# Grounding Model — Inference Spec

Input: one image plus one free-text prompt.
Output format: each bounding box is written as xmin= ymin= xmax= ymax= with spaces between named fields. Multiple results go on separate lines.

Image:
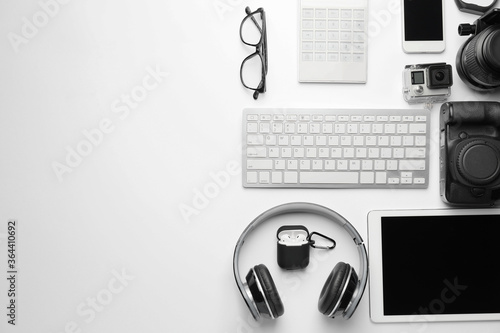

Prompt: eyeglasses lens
xmin=241 ymin=12 xmax=263 ymax=45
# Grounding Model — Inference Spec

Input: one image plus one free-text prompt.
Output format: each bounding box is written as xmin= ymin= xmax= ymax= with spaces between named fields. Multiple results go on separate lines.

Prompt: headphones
xmin=233 ymin=202 xmax=368 ymax=320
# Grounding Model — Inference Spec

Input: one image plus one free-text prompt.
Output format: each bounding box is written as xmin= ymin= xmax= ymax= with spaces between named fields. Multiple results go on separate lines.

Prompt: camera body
xmin=440 ymin=101 xmax=500 ymax=206
xmin=403 ymin=63 xmax=453 ymax=105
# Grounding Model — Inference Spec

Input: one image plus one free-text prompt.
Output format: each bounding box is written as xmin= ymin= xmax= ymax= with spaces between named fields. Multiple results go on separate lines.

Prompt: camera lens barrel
xmin=457 ymin=25 xmax=500 ymax=90
xmin=481 ymin=29 xmax=500 ymax=71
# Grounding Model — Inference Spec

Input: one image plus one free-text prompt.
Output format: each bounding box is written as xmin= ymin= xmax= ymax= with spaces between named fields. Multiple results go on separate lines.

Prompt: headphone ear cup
xmin=318 ymin=262 xmax=358 ymax=318
xmin=245 ymin=264 xmax=284 ymax=318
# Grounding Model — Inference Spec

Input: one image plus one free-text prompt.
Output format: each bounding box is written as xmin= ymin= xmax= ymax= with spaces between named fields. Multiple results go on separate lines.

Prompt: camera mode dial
xmin=457 ymin=140 xmax=500 ymax=186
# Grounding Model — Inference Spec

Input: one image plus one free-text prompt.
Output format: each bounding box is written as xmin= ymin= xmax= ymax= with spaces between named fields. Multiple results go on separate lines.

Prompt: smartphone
xmin=402 ymin=0 xmax=445 ymax=53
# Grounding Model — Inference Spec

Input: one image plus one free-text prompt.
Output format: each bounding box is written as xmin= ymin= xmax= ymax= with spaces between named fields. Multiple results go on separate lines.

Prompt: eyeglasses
xmin=240 ymin=7 xmax=268 ymax=100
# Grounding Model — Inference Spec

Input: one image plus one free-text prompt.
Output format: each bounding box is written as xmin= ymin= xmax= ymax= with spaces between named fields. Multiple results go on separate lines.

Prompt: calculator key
xmin=327 ymin=53 xmax=339 ymax=62
xmin=302 ymin=8 xmax=314 ymax=18
xmin=328 ymin=20 xmax=340 ymax=29
xmin=302 ymin=41 xmax=313 ymax=50
xmin=353 ymin=32 xmax=365 ymax=41
xmin=302 ymin=30 xmax=314 ymax=40
xmin=302 ymin=19 xmax=314 ymax=29
xmin=353 ymin=9 xmax=364 ymax=19
xmin=302 ymin=52 xmax=313 ymax=61
xmin=340 ymin=42 xmax=352 ymax=52
xmin=340 ymin=32 xmax=352 ymax=41
xmin=316 ymin=20 xmax=327 ymax=29
xmin=341 ymin=20 xmax=352 ymax=30
xmin=353 ymin=53 xmax=364 ymax=62
xmin=315 ymin=41 xmax=327 ymax=51
xmin=315 ymin=53 xmax=326 ymax=61
xmin=328 ymin=31 xmax=340 ymax=40
xmin=353 ymin=42 xmax=364 ymax=52
xmin=328 ymin=42 xmax=339 ymax=51
xmin=341 ymin=53 xmax=352 ymax=62
xmin=315 ymin=9 xmax=327 ymax=18
xmin=315 ymin=31 xmax=327 ymax=40
xmin=353 ymin=20 xmax=364 ymax=31
xmin=341 ymin=9 xmax=352 ymax=18
xmin=328 ymin=9 xmax=339 ymax=18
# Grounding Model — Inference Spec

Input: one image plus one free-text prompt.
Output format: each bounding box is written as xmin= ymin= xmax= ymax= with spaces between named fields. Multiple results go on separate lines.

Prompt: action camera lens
xmin=427 ymin=65 xmax=452 ymax=89
xmin=435 ymin=71 xmax=445 ymax=81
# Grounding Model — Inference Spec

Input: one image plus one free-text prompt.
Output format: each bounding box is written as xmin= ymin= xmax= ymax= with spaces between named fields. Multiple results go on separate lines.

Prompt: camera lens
xmin=483 ymin=30 xmax=500 ymax=71
xmin=457 ymin=25 xmax=500 ymax=90
xmin=434 ymin=71 xmax=445 ymax=81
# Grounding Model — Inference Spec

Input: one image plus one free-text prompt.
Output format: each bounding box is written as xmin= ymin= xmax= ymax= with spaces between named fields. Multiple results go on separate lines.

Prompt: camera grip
xmin=442 ymin=101 xmax=500 ymax=127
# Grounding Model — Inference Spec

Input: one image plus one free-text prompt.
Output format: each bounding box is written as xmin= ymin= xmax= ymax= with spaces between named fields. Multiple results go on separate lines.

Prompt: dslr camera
xmin=403 ymin=63 xmax=453 ymax=105
xmin=440 ymin=101 xmax=500 ymax=206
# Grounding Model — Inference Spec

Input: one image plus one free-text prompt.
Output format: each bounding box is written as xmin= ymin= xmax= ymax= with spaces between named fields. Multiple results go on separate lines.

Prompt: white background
xmin=0 ymin=0 xmax=499 ymax=332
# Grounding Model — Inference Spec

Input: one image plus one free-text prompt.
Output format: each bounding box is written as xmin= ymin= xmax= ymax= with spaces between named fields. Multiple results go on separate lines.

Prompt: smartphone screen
xmin=404 ymin=0 xmax=443 ymax=41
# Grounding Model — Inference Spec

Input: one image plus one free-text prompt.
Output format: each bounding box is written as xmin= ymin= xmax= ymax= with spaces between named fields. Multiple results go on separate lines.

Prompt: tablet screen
xmin=381 ymin=214 xmax=500 ymax=316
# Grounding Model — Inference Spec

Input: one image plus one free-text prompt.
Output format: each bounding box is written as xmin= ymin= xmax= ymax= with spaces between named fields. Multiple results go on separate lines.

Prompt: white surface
xmin=0 ymin=1 xmax=499 ymax=332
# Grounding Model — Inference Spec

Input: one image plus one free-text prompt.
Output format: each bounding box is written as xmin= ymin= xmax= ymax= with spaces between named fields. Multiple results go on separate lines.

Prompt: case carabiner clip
xmin=309 ymin=231 xmax=336 ymax=250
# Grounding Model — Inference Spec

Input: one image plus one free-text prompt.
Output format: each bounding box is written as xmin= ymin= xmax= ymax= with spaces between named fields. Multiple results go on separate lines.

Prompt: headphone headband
xmin=233 ymin=202 xmax=368 ymax=320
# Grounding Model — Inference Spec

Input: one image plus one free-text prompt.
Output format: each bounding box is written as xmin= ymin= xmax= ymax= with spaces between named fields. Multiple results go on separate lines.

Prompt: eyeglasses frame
xmin=239 ymin=7 xmax=268 ymax=100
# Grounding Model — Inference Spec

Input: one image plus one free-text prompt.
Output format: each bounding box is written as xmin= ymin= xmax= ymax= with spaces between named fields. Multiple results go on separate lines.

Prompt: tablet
xmin=368 ymin=209 xmax=500 ymax=323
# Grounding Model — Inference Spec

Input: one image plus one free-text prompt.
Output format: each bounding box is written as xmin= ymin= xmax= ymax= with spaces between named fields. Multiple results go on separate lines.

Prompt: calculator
xmin=298 ymin=0 xmax=368 ymax=83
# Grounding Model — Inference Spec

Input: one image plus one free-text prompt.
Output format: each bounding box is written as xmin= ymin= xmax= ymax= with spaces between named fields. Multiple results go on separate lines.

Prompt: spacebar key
xmin=300 ymin=172 xmax=359 ymax=184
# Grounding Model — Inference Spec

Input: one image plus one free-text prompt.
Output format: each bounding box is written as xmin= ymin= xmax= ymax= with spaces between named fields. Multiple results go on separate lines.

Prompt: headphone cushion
xmin=253 ymin=264 xmax=284 ymax=318
xmin=318 ymin=262 xmax=358 ymax=317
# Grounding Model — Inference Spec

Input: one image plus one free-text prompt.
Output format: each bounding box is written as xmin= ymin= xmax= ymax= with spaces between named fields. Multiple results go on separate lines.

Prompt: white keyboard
xmin=298 ymin=0 xmax=368 ymax=83
xmin=243 ymin=108 xmax=430 ymax=188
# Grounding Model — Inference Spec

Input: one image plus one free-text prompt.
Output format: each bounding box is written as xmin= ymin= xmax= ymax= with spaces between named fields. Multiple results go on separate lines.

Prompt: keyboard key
xmin=409 ymin=123 xmax=427 ymax=134
xmin=259 ymin=172 xmax=270 ymax=183
xmin=247 ymin=134 xmax=264 ymax=145
xmin=272 ymin=172 xmax=282 ymax=184
xmin=301 ymin=172 xmax=359 ymax=184
xmin=247 ymin=159 xmax=272 ymax=170
xmin=376 ymin=172 xmax=387 ymax=184
xmin=360 ymin=172 xmax=374 ymax=184
xmin=399 ymin=160 xmax=426 ymax=171
xmin=247 ymin=172 xmax=258 ymax=183
xmin=284 ymin=172 xmax=298 ymax=183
